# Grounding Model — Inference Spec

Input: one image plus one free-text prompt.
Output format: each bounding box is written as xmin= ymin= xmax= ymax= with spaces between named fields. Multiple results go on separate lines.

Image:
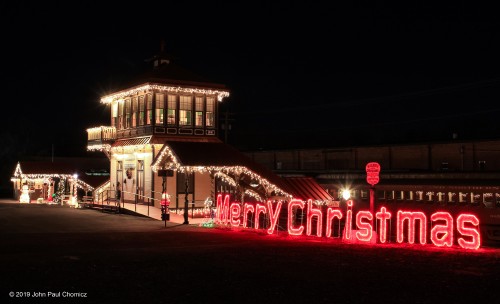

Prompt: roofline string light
xmin=100 ymin=84 xmax=230 ymax=103
xmin=152 ymin=145 xmax=291 ymax=198
xmin=214 ymin=172 xmax=237 ymax=187
xmin=13 ymin=173 xmax=94 ymax=191
xmin=244 ymin=189 xmax=263 ymax=202
xmin=13 ymin=163 xmax=94 ymax=191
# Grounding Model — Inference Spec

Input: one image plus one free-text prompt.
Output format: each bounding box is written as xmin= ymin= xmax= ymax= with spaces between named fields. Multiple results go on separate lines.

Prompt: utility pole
xmin=183 ymin=172 xmax=190 ymax=225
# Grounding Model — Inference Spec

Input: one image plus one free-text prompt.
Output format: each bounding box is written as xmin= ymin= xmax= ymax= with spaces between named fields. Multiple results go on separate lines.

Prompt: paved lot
xmin=1 ymin=200 xmax=500 ymax=304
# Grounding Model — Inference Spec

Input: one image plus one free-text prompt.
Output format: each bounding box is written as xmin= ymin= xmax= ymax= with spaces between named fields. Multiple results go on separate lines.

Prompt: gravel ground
xmin=1 ymin=201 xmax=499 ymax=304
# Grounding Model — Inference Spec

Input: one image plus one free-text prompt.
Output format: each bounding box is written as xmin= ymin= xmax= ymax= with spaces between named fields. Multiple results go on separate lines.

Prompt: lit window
xmin=155 ymin=93 xmax=165 ymax=124
xmin=125 ymin=98 xmax=131 ymax=128
xmin=138 ymin=96 xmax=145 ymax=126
xmin=167 ymin=95 xmax=176 ymax=125
xmin=206 ymin=97 xmax=215 ymax=127
xmin=132 ymin=97 xmax=138 ymax=127
xmin=118 ymin=101 xmax=124 ymax=129
xmin=146 ymin=94 xmax=153 ymax=125
xmin=179 ymin=96 xmax=192 ymax=126
xmin=195 ymin=96 xmax=203 ymax=127
xmin=111 ymin=103 xmax=118 ymax=128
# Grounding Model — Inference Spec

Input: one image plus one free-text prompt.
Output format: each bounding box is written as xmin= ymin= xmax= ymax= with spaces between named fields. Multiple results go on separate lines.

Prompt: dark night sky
xmin=1 ymin=1 xmax=500 ymax=160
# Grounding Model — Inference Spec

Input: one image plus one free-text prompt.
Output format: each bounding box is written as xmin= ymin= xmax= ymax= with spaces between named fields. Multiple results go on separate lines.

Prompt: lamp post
xmin=73 ymin=174 xmax=78 ymax=207
xmin=366 ymin=162 xmax=381 ymax=229
xmin=341 ymin=189 xmax=353 ymax=240
xmin=183 ymin=171 xmax=190 ymax=225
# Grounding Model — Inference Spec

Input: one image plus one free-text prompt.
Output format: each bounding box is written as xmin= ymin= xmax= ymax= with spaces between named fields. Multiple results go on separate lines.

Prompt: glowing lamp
xmin=342 ymin=189 xmax=351 ymax=200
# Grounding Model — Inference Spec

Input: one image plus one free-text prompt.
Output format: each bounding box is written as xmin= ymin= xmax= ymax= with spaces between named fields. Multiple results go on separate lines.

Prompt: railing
xmin=170 ymin=198 xmax=214 ymax=219
xmin=87 ymin=126 xmax=116 ymax=142
xmin=95 ymin=190 xmax=120 ymax=213
xmin=149 ymin=190 xmax=215 ymax=219
xmin=92 ymin=187 xmax=215 ymax=219
xmin=121 ymin=190 xmax=160 ymax=217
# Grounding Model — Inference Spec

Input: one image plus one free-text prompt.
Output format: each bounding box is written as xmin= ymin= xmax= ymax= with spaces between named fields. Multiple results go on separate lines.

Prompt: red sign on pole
xmin=366 ymin=162 xmax=381 ymax=186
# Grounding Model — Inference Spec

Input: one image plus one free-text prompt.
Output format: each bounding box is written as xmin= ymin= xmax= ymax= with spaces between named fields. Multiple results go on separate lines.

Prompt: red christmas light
xmin=457 ymin=214 xmax=480 ymax=250
xmin=344 ymin=200 xmax=353 ymax=240
xmin=355 ymin=211 xmax=373 ymax=242
xmin=216 ymin=194 xmax=230 ymax=225
xmin=243 ymin=203 xmax=255 ymax=228
xmin=326 ymin=208 xmax=343 ymax=238
xmin=214 ymin=193 xmax=482 ymax=250
xmin=430 ymin=212 xmax=453 ymax=247
xmin=375 ymin=207 xmax=392 ymax=243
xmin=255 ymin=203 xmax=267 ymax=229
xmin=288 ymin=199 xmax=305 ymax=235
xmin=230 ymin=203 xmax=241 ymax=227
xmin=397 ymin=211 xmax=427 ymax=245
xmin=267 ymin=201 xmax=282 ymax=235
xmin=306 ymin=199 xmax=323 ymax=237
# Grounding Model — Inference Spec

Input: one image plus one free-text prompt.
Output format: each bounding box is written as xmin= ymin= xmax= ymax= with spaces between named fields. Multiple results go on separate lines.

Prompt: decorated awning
xmin=12 ymin=160 xmax=109 ymax=191
xmin=152 ymin=140 xmax=293 ymax=199
xmin=111 ymin=136 xmax=151 ymax=148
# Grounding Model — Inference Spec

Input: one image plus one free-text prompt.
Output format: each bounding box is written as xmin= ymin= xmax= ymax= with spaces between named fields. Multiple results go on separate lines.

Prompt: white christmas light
xmin=101 ymin=84 xmax=230 ymax=104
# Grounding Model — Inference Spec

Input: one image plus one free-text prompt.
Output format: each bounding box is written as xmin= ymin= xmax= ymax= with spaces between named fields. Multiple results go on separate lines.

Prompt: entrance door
xmin=137 ymin=160 xmax=145 ymax=204
xmin=117 ymin=161 xmax=123 ymax=201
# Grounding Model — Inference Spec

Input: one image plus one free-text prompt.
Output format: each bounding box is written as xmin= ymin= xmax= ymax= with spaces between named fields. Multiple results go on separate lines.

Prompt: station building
xmin=86 ymin=46 xmax=333 ymax=221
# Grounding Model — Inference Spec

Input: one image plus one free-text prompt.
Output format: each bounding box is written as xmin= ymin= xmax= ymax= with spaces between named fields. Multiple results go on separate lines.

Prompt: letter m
xmin=397 ymin=211 xmax=427 ymax=244
xmin=216 ymin=194 xmax=230 ymax=224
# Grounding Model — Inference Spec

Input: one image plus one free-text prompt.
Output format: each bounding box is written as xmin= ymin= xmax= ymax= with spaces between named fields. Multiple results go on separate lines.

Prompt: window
xmin=177 ymin=172 xmax=194 ymax=194
xmin=111 ymin=102 xmax=118 ymax=128
xmin=448 ymin=192 xmax=456 ymax=202
xmin=437 ymin=192 xmax=445 ymax=202
xmin=405 ymin=191 xmax=413 ymax=201
xmin=137 ymin=160 xmax=144 ymax=200
xmin=195 ymin=96 xmax=204 ymax=127
xmin=125 ymin=98 xmax=131 ymax=128
xmin=459 ymin=192 xmax=467 ymax=203
xmin=116 ymin=161 xmax=123 ymax=195
xmin=132 ymin=97 xmax=138 ymax=127
xmin=138 ymin=96 xmax=145 ymax=126
xmin=118 ymin=101 xmax=124 ymax=129
xmin=377 ymin=190 xmax=386 ymax=200
xmin=387 ymin=190 xmax=394 ymax=200
xmin=206 ymin=97 xmax=215 ymax=127
xmin=146 ymin=94 xmax=153 ymax=125
xmin=396 ymin=191 xmax=404 ymax=200
xmin=360 ymin=190 xmax=368 ymax=199
xmin=179 ymin=96 xmax=192 ymax=126
xmin=426 ymin=191 xmax=434 ymax=202
xmin=167 ymin=95 xmax=177 ymax=125
xmin=155 ymin=93 xmax=165 ymax=125
xmin=416 ymin=191 xmax=423 ymax=201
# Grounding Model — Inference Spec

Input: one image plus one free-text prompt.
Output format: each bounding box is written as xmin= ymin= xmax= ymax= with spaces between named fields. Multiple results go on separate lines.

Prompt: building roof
xmin=154 ymin=140 xmax=294 ymax=197
xmin=132 ymin=62 xmax=227 ymax=90
xmin=115 ymin=48 xmax=228 ymax=94
xmin=155 ymin=141 xmax=339 ymax=201
xmin=13 ymin=158 xmax=109 ymax=189
xmin=283 ymin=176 xmax=334 ymax=202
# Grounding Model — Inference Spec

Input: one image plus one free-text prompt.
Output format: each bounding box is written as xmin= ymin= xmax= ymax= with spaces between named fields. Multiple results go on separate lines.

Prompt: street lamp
xmin=72 ymin=174 xmax=78 ymax=207
xmin=342 ymin=189 xmax=351 ymax=201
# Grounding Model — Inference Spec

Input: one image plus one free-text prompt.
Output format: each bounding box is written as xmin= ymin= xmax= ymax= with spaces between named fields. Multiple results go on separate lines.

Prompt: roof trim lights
xmin=101 ymin=84 xmax=230 ymax=103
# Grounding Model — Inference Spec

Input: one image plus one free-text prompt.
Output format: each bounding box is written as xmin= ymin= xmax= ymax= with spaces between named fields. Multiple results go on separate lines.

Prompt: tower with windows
xmin=86 ymin=45 xmax=292 ymax=220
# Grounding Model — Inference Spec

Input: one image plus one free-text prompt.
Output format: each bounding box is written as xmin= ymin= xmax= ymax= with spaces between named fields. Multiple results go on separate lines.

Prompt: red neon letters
xmin=215 ymin=194 xmax=481 ymax=249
